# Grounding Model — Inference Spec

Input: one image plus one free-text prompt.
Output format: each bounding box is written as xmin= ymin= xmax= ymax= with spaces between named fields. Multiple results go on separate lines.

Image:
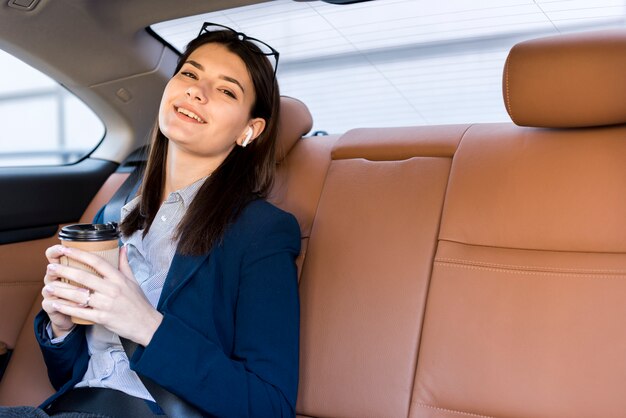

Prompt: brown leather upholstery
xmin=296 ymin=127 xmax=461 ymax=417
xmin=411 ymin=30 xmax=626 ymax=418
xmin=293 ymin=30 xmax=626 ymax=417
xmin=0 ymin=235 xmax=59 ymax=349
xmin=0 ymin=294 xmax=54 ymax=405
xmin=276 ymin=96 xmax=313 ymax=162
xmin=411 ymin=126 xmax=626 ymax=417
xmin=332 ymin=125 xmax=467 ymax=161
xmin=439 ymin=123 xmax=626 ymax=252
xmin=270 ymin=134 xmax=338 ymax=280
xmin=503 ymin=29 xmax=626 ymax=128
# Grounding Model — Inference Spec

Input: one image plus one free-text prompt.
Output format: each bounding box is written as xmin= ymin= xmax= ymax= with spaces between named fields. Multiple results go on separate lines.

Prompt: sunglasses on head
xmin=198 ymin=22 xmax=280 ymax=81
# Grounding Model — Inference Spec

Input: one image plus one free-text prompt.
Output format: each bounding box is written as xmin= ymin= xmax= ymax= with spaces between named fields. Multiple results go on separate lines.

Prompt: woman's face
xmin=158 ymin=43 xmax=262 ymax=166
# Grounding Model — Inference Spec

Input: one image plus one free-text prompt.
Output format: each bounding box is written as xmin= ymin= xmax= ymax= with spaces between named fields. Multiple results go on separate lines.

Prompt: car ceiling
xmin=0 ymin=0 xmax=262 ymax=85
xmin=0 ymin=0 xmax=265 ymax=163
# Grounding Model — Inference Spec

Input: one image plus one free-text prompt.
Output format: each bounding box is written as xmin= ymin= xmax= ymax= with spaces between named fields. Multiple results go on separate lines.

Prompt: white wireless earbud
xmin=242 ymin=127 xmax=253 ymax=148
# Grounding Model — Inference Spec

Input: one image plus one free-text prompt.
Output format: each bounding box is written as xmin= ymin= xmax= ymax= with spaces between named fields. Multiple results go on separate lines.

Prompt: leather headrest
xmin=276 ymin=96 xmax=313 ymax=161
xmin=503 ymin=29 xmax=626 ymax=128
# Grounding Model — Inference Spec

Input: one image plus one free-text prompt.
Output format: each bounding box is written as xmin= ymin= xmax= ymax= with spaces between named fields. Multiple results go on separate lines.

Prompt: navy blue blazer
xmin=34 ymin=199 xmax=301 ymax=417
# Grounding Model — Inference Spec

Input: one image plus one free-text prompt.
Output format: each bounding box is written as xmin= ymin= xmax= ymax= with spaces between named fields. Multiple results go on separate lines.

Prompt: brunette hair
xmin=120 ymin=29 xmax=280 ymax=255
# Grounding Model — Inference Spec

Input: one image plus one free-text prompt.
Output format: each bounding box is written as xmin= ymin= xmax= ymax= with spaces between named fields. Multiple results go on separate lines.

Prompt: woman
xmin=0 ymin=23 xmax=300 ymax=418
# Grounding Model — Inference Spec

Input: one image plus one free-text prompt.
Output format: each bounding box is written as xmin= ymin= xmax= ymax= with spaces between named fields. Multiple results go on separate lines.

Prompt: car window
xmin=150 ymin=0 xmax=626 ymax=135
xmin=0 ymin=48 xmax=104 ymax=167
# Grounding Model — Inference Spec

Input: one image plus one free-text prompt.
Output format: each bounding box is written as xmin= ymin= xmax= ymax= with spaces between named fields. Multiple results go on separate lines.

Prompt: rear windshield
xmin=150 ymin=0 xmax=626 ymax=134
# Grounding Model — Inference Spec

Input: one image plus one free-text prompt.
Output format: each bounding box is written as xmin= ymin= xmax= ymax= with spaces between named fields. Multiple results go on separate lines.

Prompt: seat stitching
xmin=415 ymin=403 xmax=498 ymax=418
xmin=434 ymin=260 xmax=626 ymax=279
xmin=436 ymin=258 xmax=626 ymax=274
xmin=504 ymin=53 xmax=514 ymax=122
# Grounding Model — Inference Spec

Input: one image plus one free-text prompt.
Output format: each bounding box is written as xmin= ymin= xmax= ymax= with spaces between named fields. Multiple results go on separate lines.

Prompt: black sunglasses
xmin=198 ymin=22 xmax=280 ymax=80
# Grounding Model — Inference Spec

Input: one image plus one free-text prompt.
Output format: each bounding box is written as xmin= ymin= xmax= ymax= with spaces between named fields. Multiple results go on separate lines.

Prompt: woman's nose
xmin=186 ymin=85 xmax=207 ymax=103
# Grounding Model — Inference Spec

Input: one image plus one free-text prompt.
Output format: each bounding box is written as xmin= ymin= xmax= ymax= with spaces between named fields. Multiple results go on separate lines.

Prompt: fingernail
xmin=47 ymin=263 xmax=57 ymax=271
xmin=61 ymin=247 xmax=72 ymax=254
xmin=44 ymin=284 xmax=55 ymax=294
xmin=52 ymin=302 xmax=60 ymax=310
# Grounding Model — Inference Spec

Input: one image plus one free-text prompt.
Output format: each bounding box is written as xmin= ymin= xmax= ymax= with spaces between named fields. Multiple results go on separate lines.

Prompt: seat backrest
xmin=289 ymin=29 xmax=626 ymax=418
xmin=294 ymin=125 xmax=465 ymax=417
xmin=410 ymin=29 xmax=626 ymax=418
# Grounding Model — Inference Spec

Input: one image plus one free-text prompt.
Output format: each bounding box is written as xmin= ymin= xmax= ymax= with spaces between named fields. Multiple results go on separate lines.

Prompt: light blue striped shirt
xmin=50 ymin=177 xmax=206 ymax=401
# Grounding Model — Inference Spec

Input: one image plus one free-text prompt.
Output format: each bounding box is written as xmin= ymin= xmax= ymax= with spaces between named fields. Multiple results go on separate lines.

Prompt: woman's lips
xmin=175 ymin=105 xmax=206 ymax=123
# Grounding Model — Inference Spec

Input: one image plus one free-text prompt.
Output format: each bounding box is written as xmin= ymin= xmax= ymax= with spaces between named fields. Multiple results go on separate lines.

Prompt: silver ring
xmin=84 ymin=292 xmax=91 ymax=307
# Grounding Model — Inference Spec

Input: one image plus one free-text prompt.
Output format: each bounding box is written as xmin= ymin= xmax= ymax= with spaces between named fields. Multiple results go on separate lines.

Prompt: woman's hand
xmin=41 ymin=245 xmax=83 ymax=339
xmin=44 ymin=245 xmax=163 ymax=347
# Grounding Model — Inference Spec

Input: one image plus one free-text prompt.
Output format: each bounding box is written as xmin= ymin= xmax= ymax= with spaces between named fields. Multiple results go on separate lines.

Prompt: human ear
xmin=239 ymin=118 xmax=266 ymax=147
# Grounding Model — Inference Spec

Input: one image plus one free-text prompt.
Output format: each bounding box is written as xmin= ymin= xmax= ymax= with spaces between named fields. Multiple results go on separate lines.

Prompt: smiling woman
xmin=2 ymin=1 xmax=626 ymax=418
xmin=158 ymin=43 xmax=266 ymax=176
xmin=126 ymin=24 xmax=282 ymax=256
xmin=0 ymin=22 xmax=300 ymax=418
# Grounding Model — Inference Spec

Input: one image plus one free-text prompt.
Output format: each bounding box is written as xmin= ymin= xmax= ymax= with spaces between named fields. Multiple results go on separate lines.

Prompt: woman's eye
xmin=181 ymin=71 xmax=197 ymax=79
xmin=220 ymin=89 xmax=236 ymax=99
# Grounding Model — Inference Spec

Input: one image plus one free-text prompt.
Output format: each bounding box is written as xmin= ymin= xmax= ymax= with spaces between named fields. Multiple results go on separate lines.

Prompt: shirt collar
xmin=120 ymin=176 xmax=208 ymax=220
xmin=121 ymin=195 xmax=141 ymax=221
xmin=170 ymin=175 xmax=208 ymax=208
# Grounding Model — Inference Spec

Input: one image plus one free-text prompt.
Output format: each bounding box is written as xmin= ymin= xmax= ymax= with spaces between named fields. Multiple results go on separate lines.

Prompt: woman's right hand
xmin=41 ymin=245 xmax=88 ymax=338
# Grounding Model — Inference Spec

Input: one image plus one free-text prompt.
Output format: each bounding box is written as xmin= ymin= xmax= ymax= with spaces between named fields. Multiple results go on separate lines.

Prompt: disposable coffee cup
xmin=58 ymin=222 xmax=120 ymax=325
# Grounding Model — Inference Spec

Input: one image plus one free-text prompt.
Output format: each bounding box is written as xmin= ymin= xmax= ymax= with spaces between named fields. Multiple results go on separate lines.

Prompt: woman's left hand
xmin=46 ymin=245 xmax=163 ymax=347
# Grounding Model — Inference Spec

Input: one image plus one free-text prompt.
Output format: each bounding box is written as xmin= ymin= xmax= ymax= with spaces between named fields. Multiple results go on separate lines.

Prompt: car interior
xmin=1 ymin=1 xmax=626 ymax=417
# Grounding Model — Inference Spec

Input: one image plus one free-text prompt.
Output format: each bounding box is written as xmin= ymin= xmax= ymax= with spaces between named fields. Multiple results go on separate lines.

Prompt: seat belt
xmin=102 ymin=146 xmax=147 ymax=223
xmin=121 ymin=338 xmax=205 ymax=418
xmin=100 ymin=147 xmax=205 ymax=417
xmin=102 ymin=165 xmax=143 ymax=223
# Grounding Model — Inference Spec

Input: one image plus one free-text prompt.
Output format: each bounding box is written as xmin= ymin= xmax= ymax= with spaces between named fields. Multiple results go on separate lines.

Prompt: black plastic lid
xmin=58 ymin=222 xmax=119 ymax=241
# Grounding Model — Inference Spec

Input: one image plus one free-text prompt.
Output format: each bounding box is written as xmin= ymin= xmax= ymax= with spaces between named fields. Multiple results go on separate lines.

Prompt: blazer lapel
xmin=157 ymin=251 xmax=209 ymax=310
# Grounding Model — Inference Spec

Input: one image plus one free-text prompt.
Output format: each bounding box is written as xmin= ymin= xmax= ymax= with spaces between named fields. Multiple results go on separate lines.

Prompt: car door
xmin=0 ymin=50 xmax=118 ymax=380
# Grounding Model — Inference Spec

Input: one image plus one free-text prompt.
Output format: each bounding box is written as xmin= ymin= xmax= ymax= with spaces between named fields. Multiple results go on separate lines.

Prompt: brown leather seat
xmin=410 ymin=30 xmax=626 ymax=418
xmin=291 ymin=30 xmax=626 ymax=418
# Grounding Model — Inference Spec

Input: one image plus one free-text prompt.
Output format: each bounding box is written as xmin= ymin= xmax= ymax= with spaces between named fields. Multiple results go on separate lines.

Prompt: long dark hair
xmin=120 ymin=29 xmax=280 ymax=255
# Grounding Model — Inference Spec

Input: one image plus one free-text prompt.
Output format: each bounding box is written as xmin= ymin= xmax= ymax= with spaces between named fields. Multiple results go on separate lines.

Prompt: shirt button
xmin=161 ymin=215 xmax=167 ymax=222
